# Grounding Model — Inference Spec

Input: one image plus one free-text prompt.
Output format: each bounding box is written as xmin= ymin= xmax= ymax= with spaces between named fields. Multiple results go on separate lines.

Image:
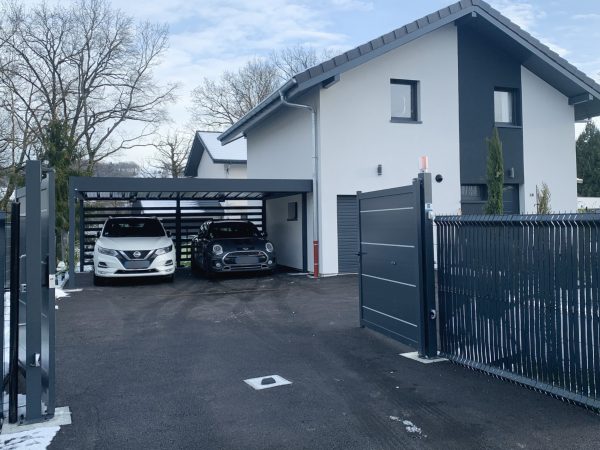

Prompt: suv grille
xmin=121 ymin=250 xmax=153 ymax=260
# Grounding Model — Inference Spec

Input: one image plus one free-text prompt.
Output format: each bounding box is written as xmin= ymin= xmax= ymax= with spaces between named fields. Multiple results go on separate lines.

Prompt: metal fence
xmin=435 ymin=214 xmax=600 ymax=410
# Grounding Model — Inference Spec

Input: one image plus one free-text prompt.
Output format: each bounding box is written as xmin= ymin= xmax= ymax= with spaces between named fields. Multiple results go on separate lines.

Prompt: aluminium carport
xmin=68 ymin=177 xmax=313 ymax=287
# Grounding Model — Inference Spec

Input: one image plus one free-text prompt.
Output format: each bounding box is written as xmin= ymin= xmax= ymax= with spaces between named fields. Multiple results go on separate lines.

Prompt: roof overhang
xmin=69 ymin=176 xmax=312 ymax=202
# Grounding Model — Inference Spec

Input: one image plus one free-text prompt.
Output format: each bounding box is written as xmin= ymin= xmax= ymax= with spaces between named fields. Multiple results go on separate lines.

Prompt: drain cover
xmin=244 ymin=375 xmax=292 ymax=390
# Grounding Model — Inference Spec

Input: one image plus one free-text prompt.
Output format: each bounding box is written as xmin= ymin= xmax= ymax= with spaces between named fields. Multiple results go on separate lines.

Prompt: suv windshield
xmin=102 ymin=218 xmax=166 ymax=238
xmin=209 ymin=222 xmax=260 ymax=239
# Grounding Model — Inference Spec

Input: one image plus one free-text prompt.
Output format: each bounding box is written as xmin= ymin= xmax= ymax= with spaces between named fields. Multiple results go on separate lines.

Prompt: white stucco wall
xmin=521 ymin=67 xmax=577 ymax=213
xmin=245 ymin=92 xmax=317 ymax=180
xmin=265 ymin=194 xmax=304 ymax=270
xmin=196 ymin=157 xmax=247 ymax=179
xmin=318 ymin=24 xmax=461 ymax=274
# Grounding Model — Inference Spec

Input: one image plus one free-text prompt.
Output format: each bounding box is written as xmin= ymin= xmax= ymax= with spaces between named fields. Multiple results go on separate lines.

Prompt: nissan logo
xmin=133 ymin=251 xmax=142 ymax=258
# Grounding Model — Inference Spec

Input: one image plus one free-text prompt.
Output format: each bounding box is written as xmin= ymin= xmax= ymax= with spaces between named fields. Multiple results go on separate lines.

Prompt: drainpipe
xmin=279 ymin=90 xmax=320 ymax=278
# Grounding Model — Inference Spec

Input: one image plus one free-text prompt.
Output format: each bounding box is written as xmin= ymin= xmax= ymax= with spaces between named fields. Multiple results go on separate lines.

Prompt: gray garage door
xmin=337 ymin=195 xmax=359 ymax=273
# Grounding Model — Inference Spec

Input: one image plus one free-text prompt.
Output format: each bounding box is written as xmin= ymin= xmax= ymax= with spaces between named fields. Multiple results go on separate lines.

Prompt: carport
xmin=68 ymin=177 xmax=312 ymax=286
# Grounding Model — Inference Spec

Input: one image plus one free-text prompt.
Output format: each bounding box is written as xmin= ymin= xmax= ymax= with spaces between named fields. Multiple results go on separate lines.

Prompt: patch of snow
xmin=389 ymin=416 xmax=424 ymax=436
xmin=0 ymin=426 xmax=60 ymax=449
xmin=55 ymin=288 xmax=82 ymax=300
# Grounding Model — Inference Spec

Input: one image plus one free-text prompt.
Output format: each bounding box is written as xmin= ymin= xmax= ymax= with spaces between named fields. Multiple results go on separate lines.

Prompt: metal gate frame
xmin=358 ymin=172 xmax=437 ymax=358
xmin=9 ymin=160 xmax=56 ymax=423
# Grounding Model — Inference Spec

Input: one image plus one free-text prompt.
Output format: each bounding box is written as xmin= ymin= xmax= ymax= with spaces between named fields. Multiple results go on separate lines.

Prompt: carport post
xmin=79 ymin=199 xmax=85 ymax=273
xmin=175 ymin=196 xmax=182 ymax=267
xmin=301 ymin=193 xmax=308 ymax=272
xmin=68 ymin=180 xmax=76 ymax=287
xmin=261 ymin=199 xmax=267 ymax=234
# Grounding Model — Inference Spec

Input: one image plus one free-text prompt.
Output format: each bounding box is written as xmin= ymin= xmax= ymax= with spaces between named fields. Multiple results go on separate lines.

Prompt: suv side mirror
xmin=96 ymin=231 xmax=101 ymax=238
xmin=166 ymin=230 xmax=172 ymax=237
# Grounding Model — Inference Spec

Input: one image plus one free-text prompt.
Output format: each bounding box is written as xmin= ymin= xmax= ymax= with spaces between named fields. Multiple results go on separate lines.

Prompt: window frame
xmin=494 ymin=87 xmax=521 ymax=127
xmin=390 ymin=79 xmax=421 ymax=123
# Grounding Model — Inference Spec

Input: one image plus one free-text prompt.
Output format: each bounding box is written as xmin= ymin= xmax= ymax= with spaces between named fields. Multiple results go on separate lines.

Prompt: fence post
xmin=417 ymin=172 xmax=437 ymax=358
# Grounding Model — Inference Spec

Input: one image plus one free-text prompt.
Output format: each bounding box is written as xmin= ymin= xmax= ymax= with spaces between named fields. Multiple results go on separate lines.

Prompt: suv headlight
xmin=265 ymin=242 xmax=274 ymax=253
xmin=212 ymin=244 xmax=223 ymax=255
xmin=97 ymin=246 xmax=118 ymax=257
xmin=155 ymin=245 xmax=173 ymax=256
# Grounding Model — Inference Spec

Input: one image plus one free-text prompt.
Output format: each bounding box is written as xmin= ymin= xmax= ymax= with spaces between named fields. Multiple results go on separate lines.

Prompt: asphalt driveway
xmin=51 ymin=270 xmax=599 ymax=449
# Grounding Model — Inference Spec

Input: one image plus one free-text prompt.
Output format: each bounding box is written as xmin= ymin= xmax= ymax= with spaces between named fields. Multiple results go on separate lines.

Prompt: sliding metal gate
xmin=5 ymin=160 xmax=56 ymax=423
xmin=358 ymin=173 xmax=436 ymax=357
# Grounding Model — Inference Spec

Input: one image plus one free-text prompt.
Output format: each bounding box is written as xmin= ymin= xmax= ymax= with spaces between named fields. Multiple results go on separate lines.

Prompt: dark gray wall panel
xmin=337 ymin=195 xmax=359 ymax=273
xmin=458 ymin=24 xmax=524 ymax=187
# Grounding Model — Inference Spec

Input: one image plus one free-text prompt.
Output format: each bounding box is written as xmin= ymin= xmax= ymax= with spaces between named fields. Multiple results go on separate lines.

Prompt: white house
xmin=184 ymin=131 xmax=247 ymax=179
xmin=216 ymin=0 xmax=600 ymax=275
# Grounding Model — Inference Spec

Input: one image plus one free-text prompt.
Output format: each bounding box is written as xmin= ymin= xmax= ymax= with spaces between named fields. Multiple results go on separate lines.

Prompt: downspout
xmin=279 ymin=89 xmax=320 ymax=278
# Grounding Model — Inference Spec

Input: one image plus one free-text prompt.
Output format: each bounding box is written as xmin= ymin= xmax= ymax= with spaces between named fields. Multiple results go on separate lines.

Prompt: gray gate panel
xmin=361 ymin=276 xmax=419 ymax=324
xmin=358 ymin=174 xmax=436 ymax=357
xmin=360 ymin=210 xmax=417 ymax=245
xmin=337 ymin=196 xmax=359 ymax=273
xmin=360 ymin=245 xmax=418 ymax=286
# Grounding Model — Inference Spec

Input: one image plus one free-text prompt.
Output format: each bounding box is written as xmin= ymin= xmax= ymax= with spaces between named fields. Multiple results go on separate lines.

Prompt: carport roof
xmin=70 ymin=176 xmax=312 ymax=201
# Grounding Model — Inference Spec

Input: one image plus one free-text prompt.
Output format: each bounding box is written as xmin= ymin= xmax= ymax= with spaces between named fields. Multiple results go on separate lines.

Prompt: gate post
xmin=416 ymin=172 xmax=437 ymax=358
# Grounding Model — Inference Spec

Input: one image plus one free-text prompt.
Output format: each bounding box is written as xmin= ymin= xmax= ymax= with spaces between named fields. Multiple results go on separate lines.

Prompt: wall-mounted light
xmin=377 ymin=164 xmax=382 ymax=176
xmin=508 ymin=167 xmax=515 ymax=179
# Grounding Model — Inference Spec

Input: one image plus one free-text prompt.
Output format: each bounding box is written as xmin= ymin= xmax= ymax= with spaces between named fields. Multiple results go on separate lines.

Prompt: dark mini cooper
xmin=191 ymin=220 xmax=276 ymax=275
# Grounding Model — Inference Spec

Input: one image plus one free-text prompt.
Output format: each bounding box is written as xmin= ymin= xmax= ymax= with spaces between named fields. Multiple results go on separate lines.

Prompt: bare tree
xmin=141 ymin=131 xmax=190 ymax=178
xmin=191 ymin=58 xmax=279 ymax=130
xmin=0 ymin=0 xmax=177 ymax=206
xmin=271 ymin=44 xmax=333 ymax=80
xmin=190 ymin=45 xmax=331 ymax=131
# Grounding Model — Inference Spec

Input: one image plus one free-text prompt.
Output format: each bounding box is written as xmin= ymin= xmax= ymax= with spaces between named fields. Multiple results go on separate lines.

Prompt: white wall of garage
xmin=265 ymin=194 xmax=304 ymax=270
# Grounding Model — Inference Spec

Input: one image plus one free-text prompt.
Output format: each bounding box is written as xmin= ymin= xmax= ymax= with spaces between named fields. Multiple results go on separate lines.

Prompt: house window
xmin=287 ymin=202 xmax=298 ymax=221
xmin=494 ymin=88 xmax=519 ymax=125
xmin=390 ymin=79 xmax=419 ymax=122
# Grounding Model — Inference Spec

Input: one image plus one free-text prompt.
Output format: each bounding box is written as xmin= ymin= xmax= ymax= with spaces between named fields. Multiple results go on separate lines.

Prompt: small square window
xmin=287 ymin=202 xmax=298 ymax=221
xmin=391 ymin=79 xmax=419 ymax=122
xmin=494 ymin=88 xmax=519 ymax=125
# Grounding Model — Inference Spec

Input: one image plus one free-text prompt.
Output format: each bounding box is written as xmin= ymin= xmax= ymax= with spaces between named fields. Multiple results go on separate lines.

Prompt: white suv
xmin=93 ymin=217 xmax=176 ymax=285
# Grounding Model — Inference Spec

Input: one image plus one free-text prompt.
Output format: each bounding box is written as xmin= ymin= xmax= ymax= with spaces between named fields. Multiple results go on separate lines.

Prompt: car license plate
xmin=236 ymin=256 xmax=259 ymax=265
xmin=124 ymin=260 xmax=150 ymax=269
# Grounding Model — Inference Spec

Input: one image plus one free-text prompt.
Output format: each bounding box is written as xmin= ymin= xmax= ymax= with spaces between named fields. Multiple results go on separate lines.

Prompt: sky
xmin=103 ymin=0 xmax=600 ymax=160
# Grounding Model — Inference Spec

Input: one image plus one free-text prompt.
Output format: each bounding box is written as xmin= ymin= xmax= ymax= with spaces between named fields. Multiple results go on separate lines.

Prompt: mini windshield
xmin=102 ymin=218 xmax=166 ymax=238
xmin=209 ymin=222 xmax=260 ymax=239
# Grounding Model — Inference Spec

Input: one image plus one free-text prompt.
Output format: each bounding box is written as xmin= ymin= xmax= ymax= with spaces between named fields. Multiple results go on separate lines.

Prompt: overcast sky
xmin=107 ymin=0 xmax=600 ymax=161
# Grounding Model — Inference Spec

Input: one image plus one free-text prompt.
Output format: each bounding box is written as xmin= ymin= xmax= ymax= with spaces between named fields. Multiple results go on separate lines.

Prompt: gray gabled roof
xmin=184 ymin=131 xmax=247 ymax=177
xmin=219 ymin=0 xmax=600 ymax=144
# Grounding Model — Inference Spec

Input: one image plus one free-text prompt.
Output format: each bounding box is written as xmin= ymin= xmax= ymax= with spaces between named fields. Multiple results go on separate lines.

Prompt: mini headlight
xmin=265 ymin=242 xmax=274 ymax=252
xmin=155 ymin=245 xmax=173 ymax=256
xmin=212 ymin=244 xmax=223 ymax=255
xmin=97 ymin=246 xmax=118 ymax=257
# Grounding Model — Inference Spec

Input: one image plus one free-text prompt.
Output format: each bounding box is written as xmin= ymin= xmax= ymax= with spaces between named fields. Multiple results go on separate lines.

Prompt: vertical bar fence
xmin=435 ymin=214 xmax=600 ymax=411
